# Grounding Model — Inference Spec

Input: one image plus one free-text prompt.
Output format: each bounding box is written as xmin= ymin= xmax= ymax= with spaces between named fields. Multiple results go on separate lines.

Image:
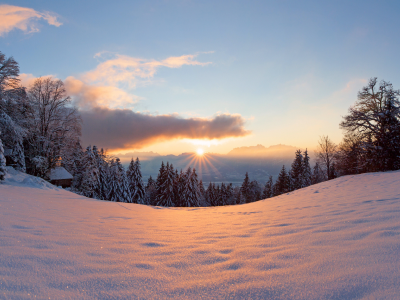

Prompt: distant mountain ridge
xmin=227 ymin=144 xmax=299 ymax=157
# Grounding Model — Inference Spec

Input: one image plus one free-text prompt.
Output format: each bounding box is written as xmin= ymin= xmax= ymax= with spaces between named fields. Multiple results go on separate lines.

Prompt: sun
xmin=196 ymin=148 xmax=204 ymax=156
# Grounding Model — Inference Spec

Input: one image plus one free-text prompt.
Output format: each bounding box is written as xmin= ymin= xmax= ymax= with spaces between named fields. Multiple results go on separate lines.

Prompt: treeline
xmin=1 ymin=51 xmax=400 ymax=204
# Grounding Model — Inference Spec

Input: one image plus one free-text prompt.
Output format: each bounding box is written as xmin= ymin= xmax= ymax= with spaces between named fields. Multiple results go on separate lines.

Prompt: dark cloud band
xmin=80 ymin=107 xmax=250 ymax=150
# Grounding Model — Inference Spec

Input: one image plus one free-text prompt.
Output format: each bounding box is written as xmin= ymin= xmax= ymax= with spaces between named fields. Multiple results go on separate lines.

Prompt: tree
xmin=316 ymin=136 xmax=337 ymax=180
xmin=157 ymin=162 xmax=175 ymax=207
xmin=340 ymin=78 xmax=400 ymax=172
xmin=145 ymin=176 xmax=157 ymax=205
xmin=249 ymin=180 xmax=262 ymax=202
xmin=290 ymin=149 xmax=304 ymax=190
xmin=274 ymin=165 xmax=290 ymax=196
xmin=0 ymin=52 xmax=20 ymax=101
xmin=240 ymin=172 xmax=252 ymax=203
xmin=262 ymin=175 xmax=274 ymax=199
xmin=25 ymin=77 xmax=81 ymax=177
xmin=127 ymin=158 xmax=146 ymax=204
xmin=184 ymin=168 xmax=201 ymax=207
xmin=0 ymin=133 xmax=6 ymax=181
xmin=311 ymin=162 xmax=325 ymax=184
xmin=302 ymin=149 xmax=312 ymax=187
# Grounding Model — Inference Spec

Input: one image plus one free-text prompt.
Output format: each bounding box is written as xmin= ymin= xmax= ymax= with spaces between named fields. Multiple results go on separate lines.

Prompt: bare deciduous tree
xmin=316 ymin=135 xmax=337 ymax=180
xmin=26 ymin=77 xmax=81 ymax=177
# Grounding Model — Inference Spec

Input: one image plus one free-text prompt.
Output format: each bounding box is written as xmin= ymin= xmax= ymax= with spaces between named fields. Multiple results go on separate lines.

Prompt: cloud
xmin=0 ymin=4 xmax=62 ymax=37
xmin=84 ymin=53 xmax=211 ymax=88
xmin=64 ymin=76 xmax=140 ymax=110
xmin=80 ymin=107 xmax=250 ymax=150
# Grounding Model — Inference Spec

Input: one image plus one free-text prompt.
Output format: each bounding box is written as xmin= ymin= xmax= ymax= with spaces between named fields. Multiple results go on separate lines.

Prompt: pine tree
xmin=274 ymin=165 xmax=290 ymax=196
xmin=145 ymin=175 xmax=156 ymax=205
xmin=157 ymin=162 xmax=175 ymax=207
xmin=240 ymin=172 xmax=252 ymax=203
xmin=96 ymin=148 xmax=108 ymax=200
xmin=0 ymin=134 xmax=7 ymax=181
xmin=107 ymin=158 xmax=129 ymax=202
xmin=185 ymin=168 xmax=201 ymax=207
xmin=290 ymin=149 xmax=304 ymax=191
xmin=127 ymin=157 xmax=146 ymax=204
xmin=155 ymin=162 xmax=166 ymax=205
xmin=220 ymin=182 xmax=228 ymax=206
xmin=80 ymin=146 xmax=99 ymax=198
xmin=262 ymin=175 xmax=274 ymax=199
xmin=302 ymin=149 xmax=312 ymax=187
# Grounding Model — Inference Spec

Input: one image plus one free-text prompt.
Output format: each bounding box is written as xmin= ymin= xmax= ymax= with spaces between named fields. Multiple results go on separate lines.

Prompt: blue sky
xmin=2 ymin=0 xmax=400 ymax=154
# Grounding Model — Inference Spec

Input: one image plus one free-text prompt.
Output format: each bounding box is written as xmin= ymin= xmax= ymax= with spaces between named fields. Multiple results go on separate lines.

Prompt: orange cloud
xmin=80 ymin=107 xmax=250 ymax=150
xmin=64 ymin=76 xmax=140 ymax=110
xmin=84 ymin=53 xmax=211 ymax=88
xmin=0 ymin=4 xmax=61 ymax=37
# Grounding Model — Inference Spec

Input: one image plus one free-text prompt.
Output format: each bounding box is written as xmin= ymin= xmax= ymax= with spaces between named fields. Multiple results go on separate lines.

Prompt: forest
xmin=1 ymin=51 xmax=400 ymax=207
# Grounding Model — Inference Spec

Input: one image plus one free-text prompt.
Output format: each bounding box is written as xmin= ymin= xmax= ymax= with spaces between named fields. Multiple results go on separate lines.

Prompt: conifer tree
xmin=186 ymin=168 xmax=201 ymax=207
xmin=274 ymin=165 xmax=290 ymax=196
xmin=127 ymin=157 xmax=146 ymax=204
xmin=145 ymin=175 xmax=157 ymax=205
xmin=199 ymin=179 xmax=206 ymax=203
xmin=240 ymin=172 xmax=252 ymax=203
xmin=96 ymin=148 xmax=108 ymax=200
xmin=206 ymin=182 xmax=216 ymax=206
xmin=157 ymin=162 xmax=175 ymax=206
xmin=155 ymin=161 xmax=166 ymax=205
xmin=226 ymin=183 xmax=234 ymax=205
xmin=262 ymin=175 xmax=274 ymax=199
xmin=107 ymin=158 xmax=129 ymax=202
xmin=290 ymin=149 xmax=304 ymax=191
xmin=174 ymin=170 xmax=185 ymax=207
xmin=80 ymin=146 xmax=99 ymax=198
xmin=0 ymin=134 xmax=7 ymax=181
xmin=302 ymin=149 xmax=312 ymax=187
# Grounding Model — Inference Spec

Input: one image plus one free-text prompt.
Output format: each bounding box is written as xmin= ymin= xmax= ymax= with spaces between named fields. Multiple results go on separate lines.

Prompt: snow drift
xmin=1 ymin=167 xmax=400 ymax=299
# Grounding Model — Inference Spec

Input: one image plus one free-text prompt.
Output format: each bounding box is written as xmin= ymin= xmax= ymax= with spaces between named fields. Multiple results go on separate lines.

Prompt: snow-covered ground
xmin=1 ymin=167 xmax=400 ymax=299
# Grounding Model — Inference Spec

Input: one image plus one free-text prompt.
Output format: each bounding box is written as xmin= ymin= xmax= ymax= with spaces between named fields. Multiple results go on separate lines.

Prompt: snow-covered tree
xmin=107 ymin=158 xmax=130 ymax=202
xmin=0 ymin=133 xmax=6 ymax=181
xmin=25 ymin=77 xmax=81 ymax=177
xmin=157 ymin=162 xmax=176 ymax=207
xmin=183 ymin=168 xmax=201 ymax=207
xmin=80 ymin=146 xmax=100 ymax=199
xmin=127 ymin=157 xmax=146 ymax=204
xmin=0 ymin=111 xmax=26 ymax=172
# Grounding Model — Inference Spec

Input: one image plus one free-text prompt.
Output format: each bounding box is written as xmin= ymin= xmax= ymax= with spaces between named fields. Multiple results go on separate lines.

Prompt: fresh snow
xmin=1 ymin=167 xmax=400 ymax=299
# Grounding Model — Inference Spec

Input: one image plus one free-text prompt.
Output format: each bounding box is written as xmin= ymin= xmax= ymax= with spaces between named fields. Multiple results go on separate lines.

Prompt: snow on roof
xmin=48 ymin=166 xmax=73 ymax=180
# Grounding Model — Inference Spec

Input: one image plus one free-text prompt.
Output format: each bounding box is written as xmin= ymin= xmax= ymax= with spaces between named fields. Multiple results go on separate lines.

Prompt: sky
xmin=2 ymin=0 xmax=400 ymax=155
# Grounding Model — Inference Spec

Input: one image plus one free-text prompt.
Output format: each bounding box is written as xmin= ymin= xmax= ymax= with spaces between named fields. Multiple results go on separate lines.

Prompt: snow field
xmin=1 ymin=168 xmax=400 ymax=299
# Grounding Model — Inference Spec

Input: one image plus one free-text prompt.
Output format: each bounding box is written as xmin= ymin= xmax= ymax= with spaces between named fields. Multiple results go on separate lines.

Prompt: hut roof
xmin=48 ymin=167 xmax=73 ymax=180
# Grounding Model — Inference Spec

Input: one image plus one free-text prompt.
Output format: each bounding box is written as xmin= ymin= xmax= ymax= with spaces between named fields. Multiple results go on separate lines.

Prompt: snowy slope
xmin=1 ymin=167 xmax=400 ymax=299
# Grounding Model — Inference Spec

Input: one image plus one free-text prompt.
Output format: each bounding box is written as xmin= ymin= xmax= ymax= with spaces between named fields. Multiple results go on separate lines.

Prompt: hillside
xmin=1 ymin=167 xmax=400 ymax=299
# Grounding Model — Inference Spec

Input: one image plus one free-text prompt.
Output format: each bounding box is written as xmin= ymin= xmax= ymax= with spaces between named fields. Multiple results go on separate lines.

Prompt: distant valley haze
xmin=114 ymin=144 xmax=309 ymax=184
